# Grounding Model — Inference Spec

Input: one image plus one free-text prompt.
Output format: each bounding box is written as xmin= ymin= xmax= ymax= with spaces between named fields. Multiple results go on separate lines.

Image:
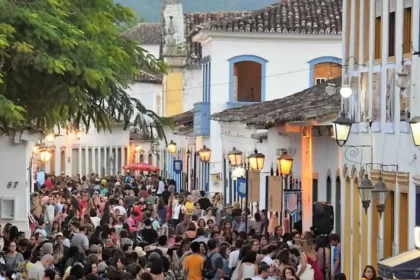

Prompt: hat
xmin=134 ymin=246 xmax=146 ymax=257
xmin=54 ymin=232 xmax=64 ymax=238
xmin=101 ymin=179 xmax=107 ymax=185
xmin=97 ymin=262 xmax=108 ymax=273
xmin=95 ymin=178 xmax=100 ymax=182
xmin=115 ymin=182 xmax=121 ymax=186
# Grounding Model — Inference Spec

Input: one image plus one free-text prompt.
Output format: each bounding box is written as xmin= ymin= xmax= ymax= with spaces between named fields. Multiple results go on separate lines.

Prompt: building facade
xmin=340 ymin=0 xmax=420 ymax=278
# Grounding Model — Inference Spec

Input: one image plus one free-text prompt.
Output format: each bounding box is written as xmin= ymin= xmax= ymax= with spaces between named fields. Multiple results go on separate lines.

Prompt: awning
xmin=378 ymin=249 xmax=420 ymax=279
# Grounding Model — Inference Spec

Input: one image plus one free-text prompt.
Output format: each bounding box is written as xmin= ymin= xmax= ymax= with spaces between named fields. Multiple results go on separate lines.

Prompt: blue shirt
xmin=333 ymin=245 xmax=341 ymax=274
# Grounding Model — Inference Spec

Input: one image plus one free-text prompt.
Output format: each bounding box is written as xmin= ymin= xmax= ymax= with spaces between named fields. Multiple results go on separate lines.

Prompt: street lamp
xmin=198 ymin=146 xmax=211 ymax=162
xmin=358 ymin=174 xmax=374 ymax=214
xmin=371 ymin=177 xmax=389 ymax=218
xmin=45 ymin=133 xmax=56 ymax=142
xmin=409 ymin=116 xmax=420 ymax=146
xmin=135 ymin=145 xmax=142 ymax=153
xmin=277 ymin=151 xmax=293 ymax=177
xmin=333 ymin=111 xmax=353 ymax=147
xmin=168 ymin=140 xmax=177 ymax=154
xmin=75 ymin=130 xmax=83 ymax=140
xmin=340 ymin=85 xmax=353 ymax=98
xmin=39 ymin=147 xmax=52 ymax=163
xmin=248 ymin=149 xmax=265 ymax=171
xmin=228 ymin=147 xmax=243 ymax=167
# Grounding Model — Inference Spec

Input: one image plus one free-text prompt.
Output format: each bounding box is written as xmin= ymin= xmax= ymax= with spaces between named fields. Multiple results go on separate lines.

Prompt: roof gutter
xmin=200 ymin=30 xmax=341 ymax=41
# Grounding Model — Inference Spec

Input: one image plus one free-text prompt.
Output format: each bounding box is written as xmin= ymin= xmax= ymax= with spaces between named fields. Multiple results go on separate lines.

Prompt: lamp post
xmin=333 ymin=111 xmax=353 ymax=147
xmin=409 ymin=116 xmax=420 ymax=146
xmin=198 ymin=146 xmax=211 ymax=192
xmin=186 ymin=150 xmax=191 ymax=191
xmin=245 ymin=149 xmax=265 ymax=232
xmin=228 ymin=147 xmax=242 ymax=167
xmin=277 ymin=151 xmax=293 ymax=225
xmin=168 ymin=140 xmax=177 ymax=155
xmin=358 ymin=174 xmax=374 ymax=214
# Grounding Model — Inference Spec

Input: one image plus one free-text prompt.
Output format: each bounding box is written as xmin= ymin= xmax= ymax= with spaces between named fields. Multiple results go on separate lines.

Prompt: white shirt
xmin=252 ymin=276 xmax=276 ymax=280
xmin=261 ymin=255 xmax=274 ymax=265
xmin=228 ymin=249 xmax=240 ymax=268
xmin=113 ymin=205 xmax=127 ymax=215
xmin=172 ymin=204 xmax=184 ymax=220
xmin=157 ymin=181 xmax=165 ymax=194
xmin=90 ymin=216 xmax=100 ymax=228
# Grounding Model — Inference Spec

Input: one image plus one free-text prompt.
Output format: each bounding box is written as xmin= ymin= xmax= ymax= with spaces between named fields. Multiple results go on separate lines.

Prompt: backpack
xmin=136 ymin=232 xmax=145 ymax=243
xmin=202 ymin=253 xmax=218 ymax=279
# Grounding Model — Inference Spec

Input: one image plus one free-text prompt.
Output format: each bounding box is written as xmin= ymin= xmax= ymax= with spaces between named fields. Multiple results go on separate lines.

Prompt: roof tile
xmin=123 ymin=23 xmax=162 ymax=45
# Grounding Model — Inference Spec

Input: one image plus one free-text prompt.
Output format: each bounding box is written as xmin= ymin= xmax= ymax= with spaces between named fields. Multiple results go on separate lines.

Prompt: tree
xmin=120 ymin=16 xmax=148 ymax=32
xmin=0 ymin=0 xmax=169 ymax=140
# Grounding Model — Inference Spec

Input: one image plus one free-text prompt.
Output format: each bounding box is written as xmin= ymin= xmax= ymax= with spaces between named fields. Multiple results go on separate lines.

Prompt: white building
xmin=41 ymin=23 xmax=164 ymax=177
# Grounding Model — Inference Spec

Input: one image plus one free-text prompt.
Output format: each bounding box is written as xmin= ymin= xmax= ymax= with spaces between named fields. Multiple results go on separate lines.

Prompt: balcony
xmin=193 ymin=102 xmax=210 ymax=136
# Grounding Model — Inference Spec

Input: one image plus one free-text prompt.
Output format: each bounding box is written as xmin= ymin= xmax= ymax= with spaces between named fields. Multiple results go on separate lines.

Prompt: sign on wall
xmin=173 ymin=160 xmax=182 ymax=174
xmin=237 ymin=177 xmax=246 ymax=198
xmin=268 ymin=176 xmax=282 ymax=212
xmin=248 ymin=171 xmax=260 ymax=202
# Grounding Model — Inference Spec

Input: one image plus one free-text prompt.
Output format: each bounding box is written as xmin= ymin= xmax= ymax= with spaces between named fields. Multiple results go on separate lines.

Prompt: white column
xmin=115 ymin=146 xmax=119 ymax=174
xmin=121 ymin=145 xmax=126 ymax=172
xmin=135 ymin=152 xmax=140 ymax=163
xmin=55 ymin=147 xmax=60 ymax=174
xmin=78 ymin=145 xmax=82 ymax=175
xmin=104 ymin=146 xmax=108 ymax=176
xmin=368 ymin=0 xmax=375 ymax=119
xmin=367 ymin=193 xmax=373 ymax=265
xmin=92 ymin=146 xmax=96 ymax=175
xmin=349 ymin=179 xmax=355 ymax=280
xmin=358 ymin=0 xmax=365 ymax=65
xmin=85 ymin=146 xmax=89 ymax=175
xmin=98 ymin=147 xmax=102 ymax=177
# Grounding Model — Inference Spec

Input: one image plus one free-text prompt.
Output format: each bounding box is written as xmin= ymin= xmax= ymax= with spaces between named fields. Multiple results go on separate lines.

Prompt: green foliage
xmin=0 ymin=0 xmax=169 ymax=141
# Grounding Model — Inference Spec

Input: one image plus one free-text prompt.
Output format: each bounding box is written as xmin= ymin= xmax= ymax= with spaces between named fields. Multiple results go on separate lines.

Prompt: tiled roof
xmin=169 ymin=110 xmax=193 ymax=126
xmin=211 ymin=77 xmax=342 ymax=128
xmin=184 ymin=12 xmax=248 ymax=66
xmin=134 ymin=71 xmax=163 ymax=84
xmin=123 ymin=23 xmax=162 ymax=45
xmin=205 ymin=0 xmax=343 ymax=34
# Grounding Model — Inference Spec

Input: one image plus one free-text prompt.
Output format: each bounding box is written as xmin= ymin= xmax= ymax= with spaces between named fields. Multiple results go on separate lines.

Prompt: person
xmin=183 ymin=241 xmax=204 ymax=280
xmin=70 ymin=222 xmax=89 ymax=252
xmin=238 ymin=251 xmax=258 ymax=280
xmin=329 ymin=233 xmax=341 ymax=276
xmin=298 ymin=233 xmax=322 ymax=280
xmin=28 ymin=254 xmax=54 ymax=280
xmin=198 ymin=191 xmax=211 ymax=212
xmin=251 ymin=263 xmax=271 ymax=280
xmin=282 ymin=266 xmax=299 ymax=280
xmin=4 ymin=241 xmax=24 ymax=272
xmin=361 ymin=265 xmax=377 ymax=280
xmin=206 ymin=239 xmax=224 ymax=280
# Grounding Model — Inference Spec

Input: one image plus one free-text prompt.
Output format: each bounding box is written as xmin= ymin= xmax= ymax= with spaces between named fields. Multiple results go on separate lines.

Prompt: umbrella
xmin=123 ymin=162 xmax=160 ymax=172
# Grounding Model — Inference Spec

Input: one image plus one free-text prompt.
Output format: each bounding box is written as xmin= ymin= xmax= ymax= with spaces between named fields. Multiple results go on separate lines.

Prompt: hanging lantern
xmin=358 ymin=174 xmax=374 ymax=214
xmin=248 ymin=149 xmax=265 ymax=171
xmin=168 ymin=140 xmax=177 ymax=154
xmin=228 ymin=147 xmax=243 ymax=167
xmin=333 ymin=111 xmax=353 ymax=147
xmin=45 ymin=133 xmax=56 ymax=142
xmin=198 ymin=146 xmax=211 ymax=162
xmin=409 ymin=116 xmax=420 ymax=147
xmin=277 ymin=151 xmax=293 ymax=177
xmin=135 ymin=145 xmax=142 ymax=153
xmin=371 ymin=177 xmax=389 ymax=218
xmin=340 ymin=85 xmax=353 ymax=98
xmin=39 ymin=148 xmax=52 ymax=163
xmin=75 ymin=130 xmax=83 ymax=140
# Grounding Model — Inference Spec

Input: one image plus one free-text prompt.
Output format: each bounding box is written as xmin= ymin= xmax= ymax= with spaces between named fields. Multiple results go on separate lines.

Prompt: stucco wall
xmin=183 ymin=68 xmax=203 ymax=112
xmin=201 ymin=35 xmax=341 ymax=174
xmin=126 ymin=82 xmax=161 ymax=114
xmin=142 ymin=44 xmax=160 ymax=58
xmin=0 ymin=136 xmax=31 ymax=235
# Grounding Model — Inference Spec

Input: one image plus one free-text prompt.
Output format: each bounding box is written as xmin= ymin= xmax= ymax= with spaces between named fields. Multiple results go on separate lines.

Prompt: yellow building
xmin=341 ymin=0 xmax=419 ymax=279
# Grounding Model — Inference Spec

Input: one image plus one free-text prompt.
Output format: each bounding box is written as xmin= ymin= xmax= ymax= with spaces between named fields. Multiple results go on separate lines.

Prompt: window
xmin=233 ymin=61 xmax=262 ymax=102
xmin=0 ymin=198 xmax=15 ymax=219
xmin=315 ymin=78 xmax=327 ymax=85
xmin=388 ymin=12 xmax=396 ymax=57
xmin=403 ymin=8 xmax=412 ymax=54
xmin=375 ymin=16 xmax=382 ymax=59
xmin=148 ymin=154 xmax=153 ymax=165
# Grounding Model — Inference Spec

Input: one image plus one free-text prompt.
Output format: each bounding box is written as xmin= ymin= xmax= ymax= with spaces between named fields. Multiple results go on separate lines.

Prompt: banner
xmin=268 ymin=176 xmax=282 ymax=212
xmin=248 ymin=170 xmax=260 ymax=202
xmin=237 ymin=177 xmax=246 ymax=198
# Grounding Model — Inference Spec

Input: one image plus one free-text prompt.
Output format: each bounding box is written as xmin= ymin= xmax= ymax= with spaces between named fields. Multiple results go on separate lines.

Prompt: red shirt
xmin=44 ymin=179 xmax=53 ymax=191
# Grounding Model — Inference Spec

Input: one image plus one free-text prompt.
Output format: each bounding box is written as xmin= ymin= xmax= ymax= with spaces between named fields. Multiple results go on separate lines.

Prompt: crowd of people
xmin=0 ymin=172 xmax=380 ymax=280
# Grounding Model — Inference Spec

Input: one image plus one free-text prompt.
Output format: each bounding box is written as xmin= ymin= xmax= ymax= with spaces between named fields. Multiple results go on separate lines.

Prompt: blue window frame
xmin=201 ymin=56 xmax=211 ymax=102
xmin=307 ymin=56 xmax=342 ymax=87
xmin=228 ymin=55 xmax=268 ymax=103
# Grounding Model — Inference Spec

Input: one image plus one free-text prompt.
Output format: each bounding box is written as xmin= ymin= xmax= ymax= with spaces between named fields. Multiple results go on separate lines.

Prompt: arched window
xmin=335 ymin=176 xmax=341 ymax=236
xmin=327 ymin=176 xmax=332 ymax=203
xmin=140 ymin=154 xmax=144 ymax=162
xmin=148 ymin=154 xmax=153 ymax=165
xmin=307 ymin=56 xmax=342 ymax=87
xmin=228 ymin=55 xmax=268 ymax=104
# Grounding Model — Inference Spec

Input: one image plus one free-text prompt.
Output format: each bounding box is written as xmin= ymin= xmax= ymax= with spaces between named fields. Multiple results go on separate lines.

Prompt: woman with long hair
xmin=282 ymin=266 xmax=300 ymax=280
xmin=212 ymin=193 xmax=223 ymax=223
xmin=4 ymin=241 xmax=24 ymax=271
xmin=238 ymin=250 xmax=258 ymax=280
xmin=297 ymin=232 xmax=323 ymax=280
xmin=184 ymin=222 xmax=197 ymax=241
xmin=50 ymin=221 xmax=61 ymax=235
xmin=361 ymin=265 xmax=377 ymax=280
xmin=52 ymin=243 xmax=65 ymax=275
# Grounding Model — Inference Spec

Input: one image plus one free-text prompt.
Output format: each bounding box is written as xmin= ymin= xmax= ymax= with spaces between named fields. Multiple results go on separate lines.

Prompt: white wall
xmin=201 ymin=34 xmax=341 ymax=175
xmin=183 ymin=68 xmax=203 ymax=112
xmin=126 ymin=82 xmax=162 ymax=114
xmin=142 ymin=44 xmax=160 ymax=58
xmin=0 ymin=136 xmax=32 ymax=235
